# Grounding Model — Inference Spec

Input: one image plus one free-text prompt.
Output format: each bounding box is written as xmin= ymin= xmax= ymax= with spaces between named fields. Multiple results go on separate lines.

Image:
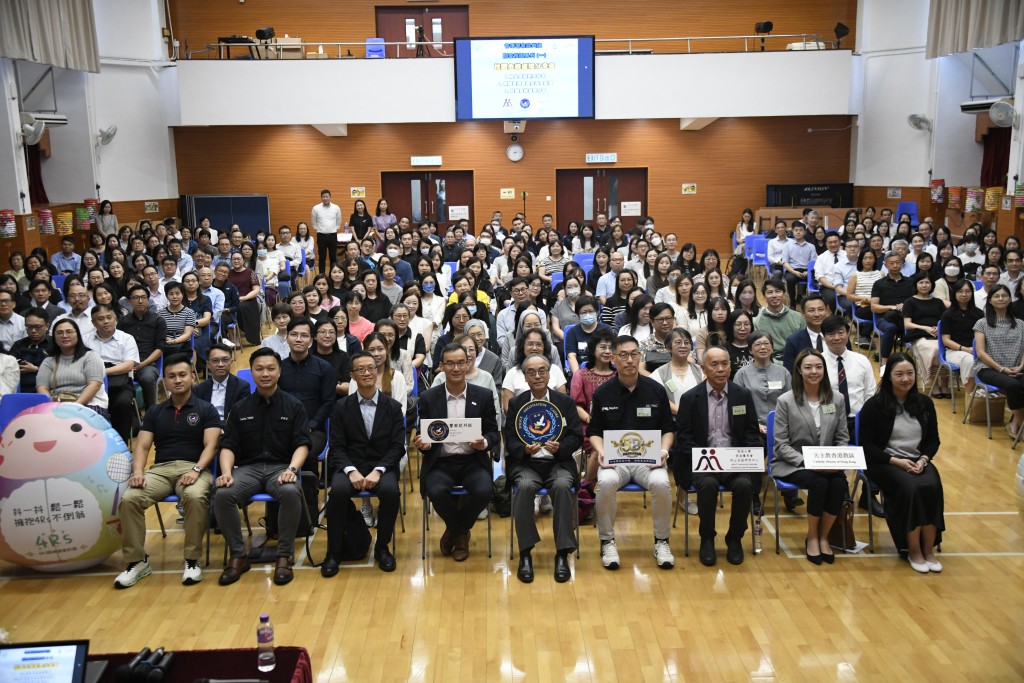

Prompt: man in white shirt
xmin=197 ymin=267 xmax=225 ymax=339
xmin=766 ymin=220 xmax=789 ymax=279
xmin=169 ymin=239 xmax=194 ymax=274
xmin=813 ymin=231 xmax=843 ymax=312
xmin=277 ymin=225 xmax=302 ymax=269
xmin=0 ymin=291 xmax=26 ymax=351
xmin=84 ymin=303 xmax=140 ymax=443
xmin=51 ymin=282 xmax=95 ymax=336
xmin=596 ymin=251 xmax=627 ymax=303
xmin=141 ymin=266 xmax=168 ymax=310
xmin=158 ymin=256 xmax=182 ymax=290
xmin=495 ymin=277 xmax=548 ymax=342
xmin=832 ymin=237 xmax=861 ymax=315
xmin=311 ymin=189 xmax=343 ymax=273
xmin=998 ymin=249 xmax=1023 ymax=300
xmin=976 ymin=264 xmax=1001 ymax=309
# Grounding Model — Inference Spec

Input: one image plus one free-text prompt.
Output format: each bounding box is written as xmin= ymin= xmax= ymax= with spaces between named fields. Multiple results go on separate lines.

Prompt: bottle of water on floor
xmin=257 ymin=614 xmax=276 ymax=672
xmin=753 ymin=518 xmax=763 ymax=554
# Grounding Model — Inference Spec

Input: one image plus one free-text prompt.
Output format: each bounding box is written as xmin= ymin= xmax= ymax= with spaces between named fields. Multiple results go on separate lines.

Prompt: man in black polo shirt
xmin=117 ymin=284 xmax=167 ymax=408
xmin=278 ymin=317 xmax=336 ymax=461
xmin=870 ymin=251 xmax=914 ymax=375
xmin=9 ymin=308 xmax=49 ymax=392
xmin=215 ymin=348 xmax=312 ymax=587
xmin=589 ymin=335 xmax=677 ymax=571
xmin=115 ymin=353 xmax=221 ymax=589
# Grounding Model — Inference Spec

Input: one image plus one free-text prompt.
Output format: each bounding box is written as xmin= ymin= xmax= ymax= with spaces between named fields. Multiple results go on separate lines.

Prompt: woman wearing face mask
xmin=655 ymin=265 xmax=684 ymax=307
xmin=383 ymin=240 xmax=404 ymax=267
xmin=551 ymin=276 xmax=584 ymax=342
xmin=734 ymin=279 xmax=761 ymax=316
xmin=564 ymin=295 xmax=609 ymax=374
xmin=418 ymin=272 xmax=445 ymax=330
xmin=957 ymin=238 xmax=984 ymax=279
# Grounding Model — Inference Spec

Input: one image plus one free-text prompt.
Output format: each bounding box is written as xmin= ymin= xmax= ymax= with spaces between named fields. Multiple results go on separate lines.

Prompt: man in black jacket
xmin=194 ymin=343 xmax=250 ymax=426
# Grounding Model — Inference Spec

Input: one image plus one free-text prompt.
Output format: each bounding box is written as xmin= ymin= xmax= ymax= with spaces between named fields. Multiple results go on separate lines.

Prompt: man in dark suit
xmin=194 ymin=342 xmax=251 ymax=425
xmin=321 ymin=351 xmax=406 ymax=576
xmin=504 ymin=354 xmax=583 ymax=583
xmin=782 ymin=293 xmax=829 ymax=372
xmin=414 ymin=342 xmax=499 ymax=562
xmin=673 ymin=346 xmax=762 ymax=567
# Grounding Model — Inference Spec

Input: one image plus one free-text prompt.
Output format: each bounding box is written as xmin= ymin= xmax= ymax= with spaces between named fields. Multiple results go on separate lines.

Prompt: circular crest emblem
xmin=427 ymin=420 xmax=450 ymax=442
xmin=514 ymin=400 xmax=564 ymax=445
xmin=186 ymin=412 xmax=200 ymax=426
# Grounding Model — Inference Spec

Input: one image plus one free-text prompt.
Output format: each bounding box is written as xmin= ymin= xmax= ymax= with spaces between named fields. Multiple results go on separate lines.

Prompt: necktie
xmin=836 ymin=355 xmax=849 ymax=413
xmin=815 ymin=334 xmax=823 ymax=352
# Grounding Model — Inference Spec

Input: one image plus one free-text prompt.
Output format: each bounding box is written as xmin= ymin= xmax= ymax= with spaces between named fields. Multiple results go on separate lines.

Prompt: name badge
xmin=732 ymin=405 xmax=746 ymax=416
xmin=767 ymin=381 xmax=783 ymax=390
xmin=823 ymin=404 xmax=836 ymax=414
xmin=666 ymin=379 xmax=679 ymax=393
xmin=578 ymin=342 xmax=588 ymax=350
xmin=637 ymin=407 xmax=652 ymax=418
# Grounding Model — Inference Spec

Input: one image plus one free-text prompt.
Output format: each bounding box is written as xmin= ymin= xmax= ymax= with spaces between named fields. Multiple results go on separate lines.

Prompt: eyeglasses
xmin=25 ymin=323 xmax=46 ymax=330
xmin=208 ymin=357 xmax=232 ymax=365
xmin=351 ymin=366 xmax=376 ymax=375
xmin=287 ymin=332 xmax=311 ymax=340
xmin=653 ymin=316 xmax=675 ymax=323
xmin=615 ymin=351 xmax=641 ymax=361
xmin=751 ymin=340 xmax=773 ymax=348
xmin=524 ymin=368 xmax=550 ymax=378
xmin=443 ymin=360 xmax=468 ymax=370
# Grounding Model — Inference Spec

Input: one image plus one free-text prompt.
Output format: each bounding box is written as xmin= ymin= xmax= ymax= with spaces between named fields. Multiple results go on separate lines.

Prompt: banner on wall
xmin=1015 ymin=183 xmax=1024 ymax=208
xmin=965 ymin=187 xmax=984 ymax=213
xmin=930 ymin=179 xmax=945 ymax=204
xmin=984 ymin=187 xmax=1004 ymax=212
xmin=947 ymin=187 xmax=963 ymax=210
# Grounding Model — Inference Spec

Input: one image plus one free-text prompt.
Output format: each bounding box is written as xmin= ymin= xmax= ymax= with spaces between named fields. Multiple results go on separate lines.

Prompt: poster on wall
xmin=886 ymin=187 xmax=902 ymax=199
xmin=681 ymin=184 xmax=697 ymax=195
xmin=1015 ymin=183 xmax=1024 ymax=208
xmin=620 ymin=201 xmax=642 ymax=217
xmin=984 ymin=187 xmax=1003 ymax=212
xmin=930 ymin=179 xmax=945 ymax=204
xmin=350 ymin=187 xmax=366 ymax=199
xmin=1002 ymin=195 xmax=1014 ymax=211
xmin=448 ymin=205 xmax=470 ymax=221
xmin=965 ymin=188 xmax=984 ymax=213
xmin=947 ymin=187 xmax=963 ymax=210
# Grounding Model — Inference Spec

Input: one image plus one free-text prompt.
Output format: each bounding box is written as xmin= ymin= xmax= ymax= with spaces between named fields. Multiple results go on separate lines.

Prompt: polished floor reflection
xmin=2 ymin=391 xmax=1022 ymax=681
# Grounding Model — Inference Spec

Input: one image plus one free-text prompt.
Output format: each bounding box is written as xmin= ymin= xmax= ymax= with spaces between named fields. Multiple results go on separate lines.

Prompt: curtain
xmin=980 ymin=126 xmax=1012 ymax=187
xmin=0 ymin=0 xmax=99 ymax=73
xmin=927 ymin=0 xmax=1024 ymax=59
xmin=25 ymin=144 xmax=49 ymax=206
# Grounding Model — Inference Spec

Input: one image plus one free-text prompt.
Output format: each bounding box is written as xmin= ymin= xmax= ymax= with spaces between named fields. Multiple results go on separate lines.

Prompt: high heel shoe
xmin=805 ymin=537 xmax=822 ymax=566
xmin=820 ymin=541 xmax=835 ymax=565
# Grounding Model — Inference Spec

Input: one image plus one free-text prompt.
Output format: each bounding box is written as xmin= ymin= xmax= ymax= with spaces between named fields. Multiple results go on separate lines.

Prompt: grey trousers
xmin=214 ymin=463 xmax=302 ymax=559
xmin=512 ymin=464 xmax=576 ymax=553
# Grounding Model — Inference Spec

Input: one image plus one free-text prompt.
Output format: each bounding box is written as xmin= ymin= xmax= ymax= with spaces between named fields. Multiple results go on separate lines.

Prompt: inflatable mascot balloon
xmin=0 ymin=402 xmax=132 ymax=571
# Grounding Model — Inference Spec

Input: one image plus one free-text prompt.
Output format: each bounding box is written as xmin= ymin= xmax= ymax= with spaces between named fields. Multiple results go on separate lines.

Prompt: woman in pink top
xmin=344 ymin=291 xmax=375 ymax=342
xmin=570 ymin=327 xmax=617 ymax=490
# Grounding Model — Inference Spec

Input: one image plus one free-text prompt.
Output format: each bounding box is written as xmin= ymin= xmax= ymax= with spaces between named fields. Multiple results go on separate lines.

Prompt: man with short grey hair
xmin=889 ymin=239 xmax=915 ymax=277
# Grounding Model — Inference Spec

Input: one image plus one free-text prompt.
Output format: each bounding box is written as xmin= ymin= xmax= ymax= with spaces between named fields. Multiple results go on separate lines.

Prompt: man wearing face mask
xmin=478 ymin=230 xmax=500 ymax=263
xmin=384 ymin=240 xmax=415 ymax=284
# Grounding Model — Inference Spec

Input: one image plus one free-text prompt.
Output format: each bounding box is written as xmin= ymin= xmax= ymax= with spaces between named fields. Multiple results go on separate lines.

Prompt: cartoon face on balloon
xmin=0 ymin=403 xmax=131 ymax=571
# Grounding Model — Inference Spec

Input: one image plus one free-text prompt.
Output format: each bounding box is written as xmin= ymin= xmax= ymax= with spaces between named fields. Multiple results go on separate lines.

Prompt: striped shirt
xmin=158 ymin=306 xmax=197 ymax=344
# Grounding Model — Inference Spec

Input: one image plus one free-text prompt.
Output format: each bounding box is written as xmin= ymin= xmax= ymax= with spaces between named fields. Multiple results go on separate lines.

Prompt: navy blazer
xmin=781 ymin=329 xmax=814 ymax=372
xmin=417 ymin=382 xmax=500 ymax=489
xmin=503 ymin=390 xmax=583 ymax=487
xmin=329 ymin=390 xmax=406 ymax=476
xmin=671 ymin=380 xmax=762 ymax=486
xmin=194 ymin=373 xmax=251 ymax=425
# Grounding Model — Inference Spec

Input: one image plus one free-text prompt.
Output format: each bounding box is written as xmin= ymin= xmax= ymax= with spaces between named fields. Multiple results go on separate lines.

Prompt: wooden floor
xmin=2 ymin=349 xmax=1023 ymax=682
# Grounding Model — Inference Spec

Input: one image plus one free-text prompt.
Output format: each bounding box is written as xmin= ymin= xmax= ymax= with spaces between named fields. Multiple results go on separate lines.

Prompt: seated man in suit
xmin=504 ymin=354 xmax=584 ymax=583
xmin=782 ymin=293 xmax=829 ymax=372
xmin=673 ymin=346 xmax=762 ymax=567
xmin=589 ymin=335 xmax=677 ymax=571
xmin=321 ymin=351 xmax=406 ymax=576
xmin=413 ymin=343 xmax=499 ymax=562
xmin=215 ymin=348 xmax=312 ymax=586
xmin=194 ymin=342 xmax=251 ymax=426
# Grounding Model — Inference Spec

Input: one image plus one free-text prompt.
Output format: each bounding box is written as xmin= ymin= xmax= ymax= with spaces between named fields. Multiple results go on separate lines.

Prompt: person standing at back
xmin=312 ymin=189 xmax=343 ymax=274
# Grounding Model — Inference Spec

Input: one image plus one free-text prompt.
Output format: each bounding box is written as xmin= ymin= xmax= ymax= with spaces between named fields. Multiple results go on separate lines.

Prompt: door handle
xmin=430 ymin=200 xmax=434 ymax=215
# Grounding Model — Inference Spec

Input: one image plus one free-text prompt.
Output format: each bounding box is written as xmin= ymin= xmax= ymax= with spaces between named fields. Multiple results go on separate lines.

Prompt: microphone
xmin=146 ymin=651 xmax=175 ymax=682
xmin=113 ymin=648 xmax=150 ymax=683
xmin=192 ymin=679 xmax=271 ymax=683
xmin=132 ymin=647 xmax=164 ymax=683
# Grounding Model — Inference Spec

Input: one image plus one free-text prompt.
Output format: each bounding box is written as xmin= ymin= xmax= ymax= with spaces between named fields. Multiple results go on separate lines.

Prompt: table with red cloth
xmin=90 ymin=646 xmax=312 ymax=683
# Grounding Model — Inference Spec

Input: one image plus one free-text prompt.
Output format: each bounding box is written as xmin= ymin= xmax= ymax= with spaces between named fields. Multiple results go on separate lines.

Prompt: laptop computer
xmin=0 ymin=640 xmax=89 ymax=683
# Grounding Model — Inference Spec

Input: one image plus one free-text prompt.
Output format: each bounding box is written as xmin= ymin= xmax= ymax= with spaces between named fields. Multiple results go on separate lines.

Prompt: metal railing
xmin=184 ymin=33 xmax=831 ymax=60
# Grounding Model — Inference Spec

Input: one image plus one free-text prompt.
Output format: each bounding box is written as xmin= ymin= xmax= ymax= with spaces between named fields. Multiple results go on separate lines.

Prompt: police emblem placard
xmin=514 ymin=400 xmax=565 ymax=445
xmin=420 ymin=418 xmax=481 ymax=444
xmin=606 ymin=430 xmax=660 ymax=465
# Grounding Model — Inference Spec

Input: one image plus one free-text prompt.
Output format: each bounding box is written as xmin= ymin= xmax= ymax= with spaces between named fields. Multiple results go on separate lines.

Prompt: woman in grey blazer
xmin=773 ymin=348 xmax=850 ymax=565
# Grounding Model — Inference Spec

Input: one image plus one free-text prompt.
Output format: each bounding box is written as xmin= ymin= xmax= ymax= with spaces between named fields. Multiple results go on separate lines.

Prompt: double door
xmin=375 ymin=6 xmax=469 ymax=59
xmin=556 ymin=168 xmax=648 ymax=229
xmin=381 ymin=171 xmax=474 ymax=225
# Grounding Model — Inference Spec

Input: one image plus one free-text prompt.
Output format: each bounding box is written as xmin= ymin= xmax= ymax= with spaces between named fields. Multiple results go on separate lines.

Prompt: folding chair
xmin=237 ymin=368 xmax=257 ymax=392
xmin=749 ymin=236 xmax=770 ymax=286
xmin=154 ymin=492 xmax=213 ymax=566
xmin=807 ymin=260 xmax=819 ymax=293
xmin=930 ymin=320 xmax=961 ymax=414
xmin=850 ymin=411 xmax=876 ymax=553
xmin=508 ymin=484 xmax=579 ymax=559
xmin=421 ymin=486 xmax=492 ymax=560
xmin=221 ymin=470 xmax=320 ymax=566
xmin=678 ymin=483 xmax=756 ymax=557
xmin=561 ymin=324 xmax=575 ymax=372
xmin=572 ymin=253 xmax=595 ymax=273
xmin=961 ymin=339 xmax=1003 ymax=439
xmin=550 ymin=272 xmax=564 ymax=290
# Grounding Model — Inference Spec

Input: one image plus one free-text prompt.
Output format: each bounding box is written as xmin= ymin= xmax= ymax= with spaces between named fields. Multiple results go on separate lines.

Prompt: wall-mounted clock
xmin=506 ymin=143 xmax=524 ymax=162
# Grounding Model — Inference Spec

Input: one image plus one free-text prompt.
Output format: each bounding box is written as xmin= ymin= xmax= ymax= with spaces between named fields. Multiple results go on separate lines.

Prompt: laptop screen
xmin=0 ymin=641 xmax=89 ymax=683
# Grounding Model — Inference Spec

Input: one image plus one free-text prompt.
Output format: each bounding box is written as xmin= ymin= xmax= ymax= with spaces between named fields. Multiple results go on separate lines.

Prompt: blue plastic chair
xmin=508 ymin=484 xmax=579 ymax=559
xmin=974 ymin=280 xmax=984 ymax=291
xmin=807 ymin=259 xmax=820 ymax=293
xmin=237 ymin=368 xmax=257 ymax=393
xmin=0 ymin=393 xmax=50 ymax=432
xmin=573 ymin=253 xmax=595 ymax=270
xmin=895 ymin=201 xmax=919 ymax=226
xmin=562 ymin=324 xmax=575 ymax=372
xmin=421 ymin=485 xmax=492 ymax=560
xmin=365 ymin=38 xmax=385 ymax=59
xmin=765 ymin=411 xmax=804 ymax=554
xmin=550 ymin=272 xmax=564 ymax=290
xmin=961 ymin=339 xmax=1002 ymax=439
xmin=750 ymin=236 xmax=770 ymax=284
xmin=930 ymin=320 xmax=961 ymax=413
xmin=851 ymin=411 xmax=877 ymax=553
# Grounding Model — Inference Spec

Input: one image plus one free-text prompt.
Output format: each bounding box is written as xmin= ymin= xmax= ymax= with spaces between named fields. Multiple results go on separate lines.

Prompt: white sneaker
xmin=114 ymin=558 xmax=152 ymax=589
xmin=182 ymin=560 xmax=202 ymax=585
xmin=477 ymin=507 xmax=489 ymax=520
xmin=677 ymin=496 xmax=698 ymax=515
xmin=534 ymin=496 xmax=541 ymax=517
xmin=879 ymin=364 xmax=886 ymax=380
xmin=361 ymin=498 xmax=375 ymax=528
xmin=538 ymin=494 xmax=553 ymax=514
xmin=654 ymin=540 xmax=675 ymax=569
xmin=601 ymin=540 xmax=620 ymax=570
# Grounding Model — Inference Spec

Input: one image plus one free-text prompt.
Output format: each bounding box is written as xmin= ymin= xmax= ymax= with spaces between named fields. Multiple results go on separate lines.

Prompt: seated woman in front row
xmin=772 ymin=349 xmax=849 ymax=565
xmin=859 ymin=353 xmax=944 ymax=574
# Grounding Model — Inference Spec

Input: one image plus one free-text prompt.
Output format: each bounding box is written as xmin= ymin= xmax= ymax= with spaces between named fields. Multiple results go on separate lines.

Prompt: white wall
xmin=932 ymin=53 xmax=984 ymax=187
xmin=174 ymin=50 xmax=854 ymax=126
xmin=38 ymin=68 xmax=98 ymax=203
xmin=93 ymin=0 xmax=163 ymax=61
xmin=0 ymin=60 xmax=31 ymax=213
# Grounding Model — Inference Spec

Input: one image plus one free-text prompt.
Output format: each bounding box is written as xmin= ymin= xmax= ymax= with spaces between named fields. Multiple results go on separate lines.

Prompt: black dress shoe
xmin=805 ymin=538 xmax=822 ymax=566
xmin=699 ymin=538 xmax=717 ymax=567
xmin=375 ymin=545 xmax=396 ymax=573
xmin=320 ymin=555 xmax=340 ymax=578
xmin=859 ymin=492 xmax=886 ymax=518
xmin=554 ymin=553 xmax=571 ymax=583
xmin=726 ymin=540 xmax=744 ymax=565
xmin=783 ymin=493 xmax=804 ymax=513
xmin=517 ymin=553 xmax=534 ymax=583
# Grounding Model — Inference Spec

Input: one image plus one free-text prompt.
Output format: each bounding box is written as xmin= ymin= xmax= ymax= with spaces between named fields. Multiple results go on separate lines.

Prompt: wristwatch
xmin=288 ymin=466 xmax=299 ymax=474
xmin=191 ymin=465 xmax=202 ymax=474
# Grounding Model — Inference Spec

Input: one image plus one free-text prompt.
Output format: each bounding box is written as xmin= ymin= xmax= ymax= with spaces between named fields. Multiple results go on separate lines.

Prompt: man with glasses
xmin=118 ymin=284 xmax=167 ymax=409
xmin=197 ymin=267 xmax=225 ymax=340
xmin=588 ymin=335 xmax=677 ymax=570
xmin=84 ymin=303 xmax=140 ymax=443
xmin=195 ymin=343 xmax=250 ymax=426
xmin=0 ymin=291 xmax=26 ymax=351
xmin=999 ymin=249 xmax=1023 ymax=299
xmin=321 ymin=351 xmax=405 ymax=576
xmin=414 ymin=343 xmax=499 ymax=562
xmin=504 ymin=354 xmax=583 ymax=583
xmin=10 ymin=309 xmax=49 ymax=392
xmin=51 ymin=282 xmax=95 ymax=336
xmin=496 ymin=277 xmax=547 ymax=342
xmin=640 ymin=304 xmax=677 ymax=372
xmin=50 ymin=235 xmax=81 ymax=275
xmin=24 ymin=280 xmax=62 ymax=323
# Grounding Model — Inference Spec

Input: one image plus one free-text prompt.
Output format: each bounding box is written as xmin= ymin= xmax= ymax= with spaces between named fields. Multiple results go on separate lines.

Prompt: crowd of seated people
xmin=3 ymin=199 xmax=1018 ymax=586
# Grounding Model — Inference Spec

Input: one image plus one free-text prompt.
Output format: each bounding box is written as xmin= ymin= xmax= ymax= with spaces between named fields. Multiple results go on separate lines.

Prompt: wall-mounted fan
xmin=989 ymin=99 xmax=1019 ymax=128
xmin=907 ymin=114 xmax=932 ymax=132
xmin=96 ymin=125 xmax=118 ymax=146
xmin=19 ymin=113 xmax=45 ymax=145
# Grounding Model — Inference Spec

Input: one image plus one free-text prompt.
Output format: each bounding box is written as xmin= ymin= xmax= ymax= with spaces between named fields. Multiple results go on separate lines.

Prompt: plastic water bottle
xmin=257 ymin=614 xmax=276 ymax=672
xmin=753 ymin=517 xmax=763 ymax=554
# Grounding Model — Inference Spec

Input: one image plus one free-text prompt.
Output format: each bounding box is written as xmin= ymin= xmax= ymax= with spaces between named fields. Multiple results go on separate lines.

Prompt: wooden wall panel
xmin=170 ymin=0 xmax=856 ymax=57
xmin=173 ymin=116 xmax=853 ymax=253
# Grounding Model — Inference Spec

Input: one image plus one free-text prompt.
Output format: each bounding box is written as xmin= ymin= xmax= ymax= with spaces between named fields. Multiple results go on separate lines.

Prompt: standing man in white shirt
xmin=311 ymin=189 xmax=343 ymax=275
